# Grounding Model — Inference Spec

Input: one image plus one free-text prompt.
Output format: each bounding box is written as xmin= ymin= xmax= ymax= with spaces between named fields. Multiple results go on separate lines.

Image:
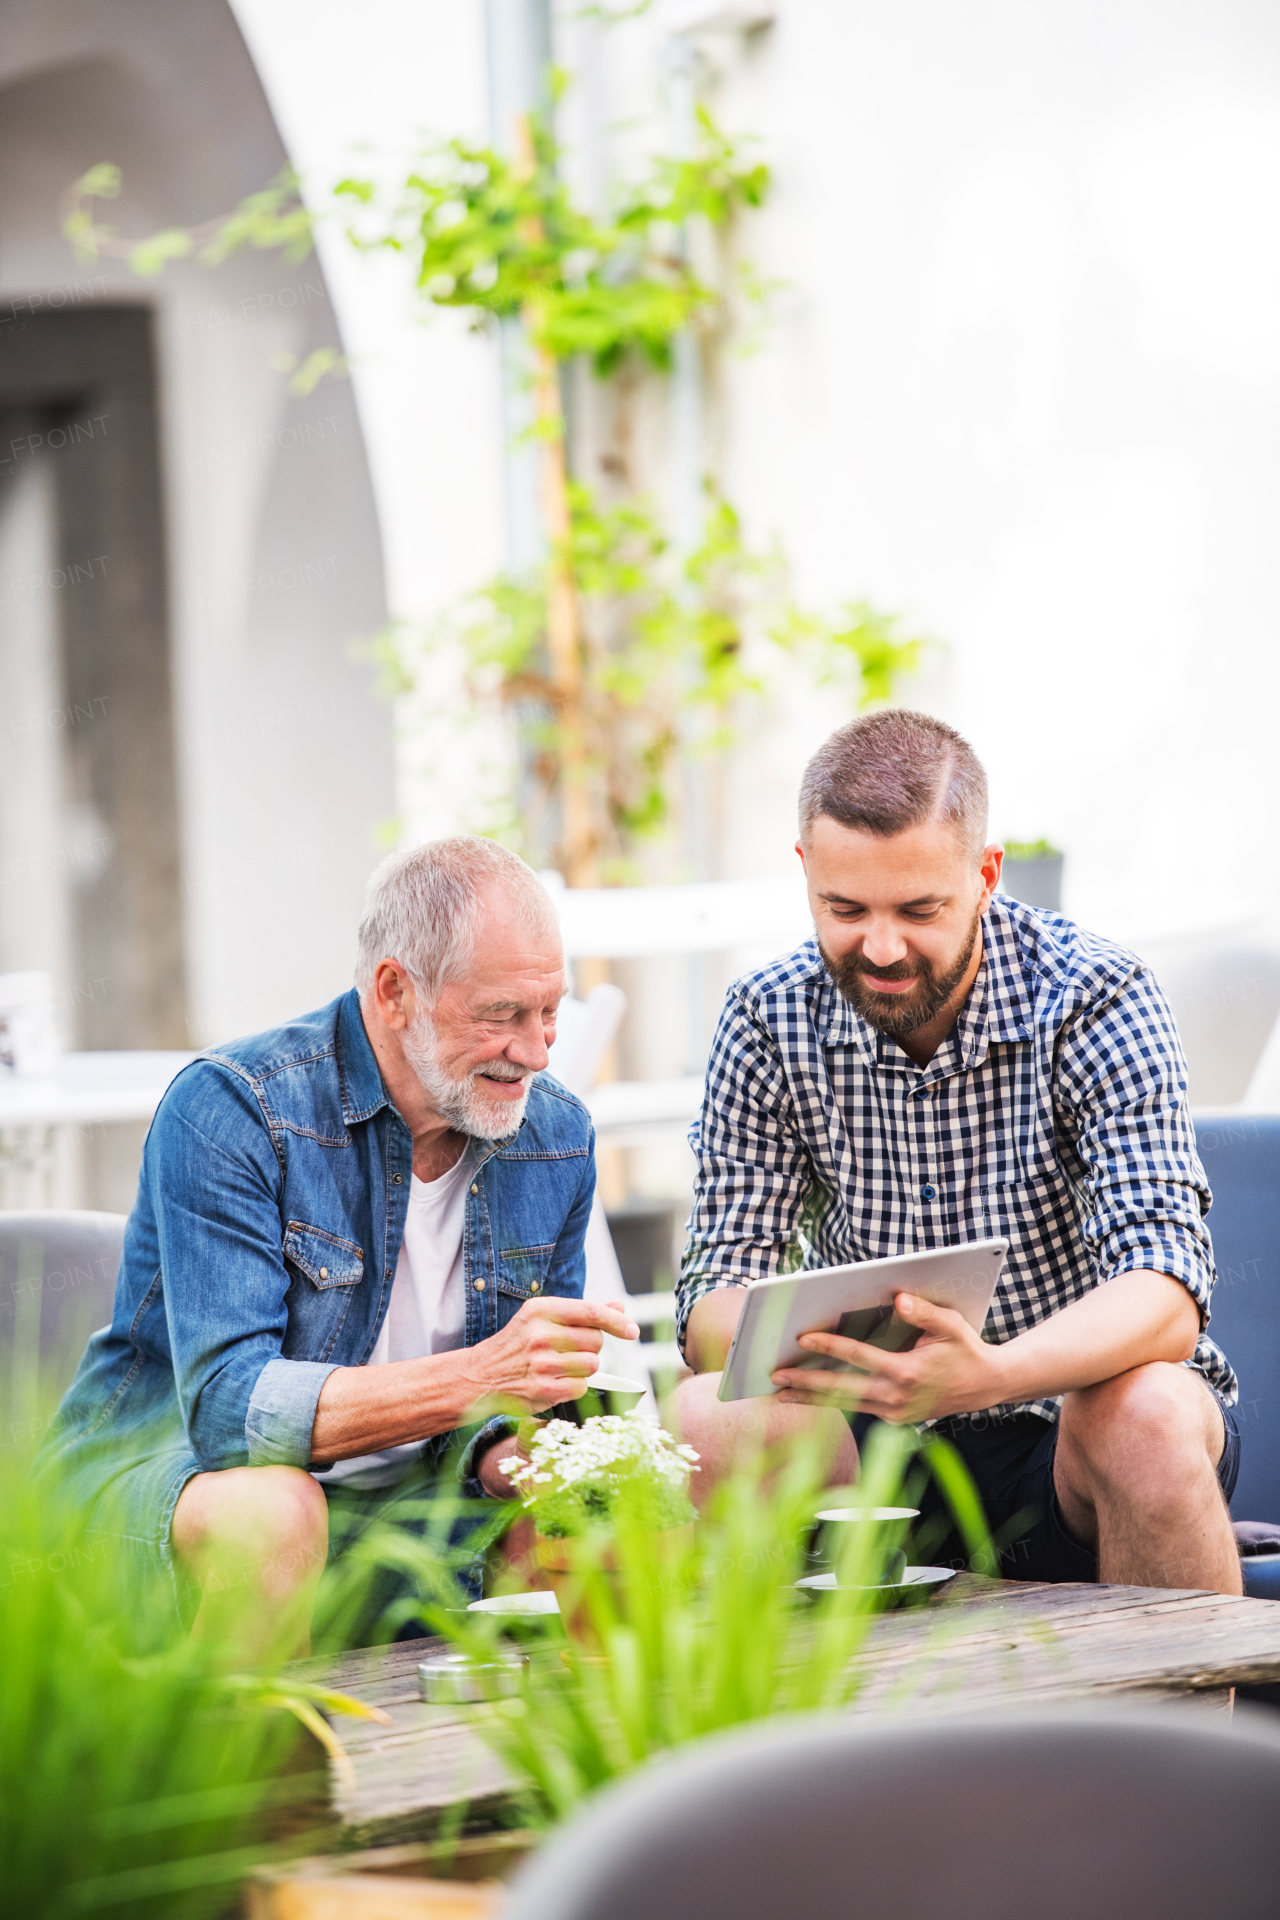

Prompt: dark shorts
xmin=858 ymin=1384 xmax=1241 ymax=1585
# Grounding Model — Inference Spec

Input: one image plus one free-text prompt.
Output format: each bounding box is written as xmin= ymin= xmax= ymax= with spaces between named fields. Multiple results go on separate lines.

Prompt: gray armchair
xmin=504 ymin=1705 xmax=1280 ymax=1920
xmin=1193 ymin=1114 xmax=1280 ymax=1599
xmin=0 ymin=1210 xmax=126 ymax=1420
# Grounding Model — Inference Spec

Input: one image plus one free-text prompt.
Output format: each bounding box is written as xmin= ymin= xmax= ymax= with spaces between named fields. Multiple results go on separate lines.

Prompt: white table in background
xmin=0 ymin=1052 xmax=195 ymax=1208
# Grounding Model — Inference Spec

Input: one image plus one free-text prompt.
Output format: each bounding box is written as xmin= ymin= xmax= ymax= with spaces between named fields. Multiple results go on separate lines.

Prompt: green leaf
xmin=286 ymin=347 xmax=347 ymax=397
xmin=920 ymin=1435 xmax=999 ymax=1574
xmin=73 ymin=163 xmax=122 ymax=200
xmin=127 ymin=229 xmax=194 ymax=277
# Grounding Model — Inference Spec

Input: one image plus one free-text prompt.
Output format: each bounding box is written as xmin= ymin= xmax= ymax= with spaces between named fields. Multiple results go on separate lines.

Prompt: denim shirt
xmin=49 ymin=989 xmax=595 ymax=1497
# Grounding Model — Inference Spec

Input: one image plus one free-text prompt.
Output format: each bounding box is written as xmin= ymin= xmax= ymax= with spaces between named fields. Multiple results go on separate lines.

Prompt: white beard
xmin=402 ymin=1015 xmax=532 ymax=1140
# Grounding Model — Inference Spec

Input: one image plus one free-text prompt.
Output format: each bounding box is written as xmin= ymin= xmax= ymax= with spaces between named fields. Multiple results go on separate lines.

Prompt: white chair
xmin=541 ymin=874 xmax=807 ymax=1394
xmin=1129 ymin=926 xmax=1280 ymax=1107
xmin=543 ymin=982 xmax=627 ymax=1099
xmin=546 ymin=986 xmax=664 ymax=1412
xmin=542 ymin=870 xmax=811 ymax=1147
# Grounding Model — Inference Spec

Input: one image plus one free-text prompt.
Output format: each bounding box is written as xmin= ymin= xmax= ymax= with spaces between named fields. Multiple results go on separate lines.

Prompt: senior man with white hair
xmin=43 ymin=838 xmax=636 ymax=1654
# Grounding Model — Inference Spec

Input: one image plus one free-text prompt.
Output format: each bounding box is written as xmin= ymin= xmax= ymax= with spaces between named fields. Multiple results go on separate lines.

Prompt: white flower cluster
xmin=499 ymin=1410 xmax=699 ymax=1501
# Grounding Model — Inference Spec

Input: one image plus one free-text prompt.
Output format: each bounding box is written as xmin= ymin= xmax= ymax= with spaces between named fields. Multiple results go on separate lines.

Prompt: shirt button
xmin=922 ymin=1184 xmax=937 ymax=1201
xmin=393 ymin=1173 xmax=403 ymax=1185
xmin=473 ymin=1278 xmax=486 ymax=1291
xmin=319 ymin=1266 xmax=328 ymax=1279
xmin=530 ymin=1281 xmax=540 ymax=1294
xmin=470 ymin=1184 xmax=479 ymax=1195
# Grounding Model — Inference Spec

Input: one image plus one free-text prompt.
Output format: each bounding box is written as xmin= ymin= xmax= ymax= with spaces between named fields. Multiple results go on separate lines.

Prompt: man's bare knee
xmin=669 ymin=1372 xmax=858 ymax=1507
xmin=1058 ymin=1364 xmax=1225 ymax=1534
xmin=172 ymin=1466 xmax=328 ymax=1654
xmin=173 ymin=1464 xmax=329 ymax=1570
xmin=1062 ymin=1364 xmax=1219 ymax=1484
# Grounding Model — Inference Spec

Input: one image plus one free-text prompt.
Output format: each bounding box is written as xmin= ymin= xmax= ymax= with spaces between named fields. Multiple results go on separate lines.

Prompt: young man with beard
xmin=43 ymin=838 xmax=637 ymax=1653
xmin=674 ymin=711 xmax=1242 ymax=1594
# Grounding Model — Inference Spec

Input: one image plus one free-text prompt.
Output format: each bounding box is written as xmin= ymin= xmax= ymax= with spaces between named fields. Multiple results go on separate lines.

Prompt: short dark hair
xmin=798 ymin=710 xmax=988 ymax=855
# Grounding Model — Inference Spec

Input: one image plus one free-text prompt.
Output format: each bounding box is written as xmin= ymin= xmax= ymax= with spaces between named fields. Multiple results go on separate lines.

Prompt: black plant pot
xmin=606 ymin=1201 xmax=676 ymax=1296
xmin=1000 ymin=854 xmax=1064 ymax=911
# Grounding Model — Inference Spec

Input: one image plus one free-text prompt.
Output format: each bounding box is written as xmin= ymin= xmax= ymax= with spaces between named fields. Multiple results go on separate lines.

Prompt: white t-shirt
xmin=313 ymin=1149 xmax=470 ymax=1490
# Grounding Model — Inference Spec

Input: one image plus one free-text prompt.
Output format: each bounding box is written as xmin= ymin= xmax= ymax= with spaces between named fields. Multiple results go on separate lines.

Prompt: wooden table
xmin=292 ymin=1576 xmax=1280 ymax=1849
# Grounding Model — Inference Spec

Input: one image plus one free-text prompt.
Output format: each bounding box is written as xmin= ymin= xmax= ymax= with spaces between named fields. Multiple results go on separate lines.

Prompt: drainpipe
xmin=663 ymin=32 xmax=707 ymax=568
xmin=662 ymin=12 xmax=772 ymax=1056
xmin=484 ymin=0 xmax=552 ymax=575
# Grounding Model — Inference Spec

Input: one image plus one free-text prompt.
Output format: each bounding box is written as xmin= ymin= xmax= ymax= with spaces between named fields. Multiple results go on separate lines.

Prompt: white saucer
xmin=815 ymin=1507 xmax=920 ymax=1523
xmin=468 ymin=1590 xmax=562 ymax=1615
xmin=795 ymin=1566 xmax=956 ymax=1593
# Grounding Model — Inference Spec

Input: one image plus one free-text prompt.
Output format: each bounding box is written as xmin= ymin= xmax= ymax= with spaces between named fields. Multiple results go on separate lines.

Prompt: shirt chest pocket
xmin=979 ymin=1168 xmax=1077 ymax=1241
xmin=283 ymin=1221 xmax=364 ymax=1289
xmin=495 ymin=1243 xmax=555 ymax=1324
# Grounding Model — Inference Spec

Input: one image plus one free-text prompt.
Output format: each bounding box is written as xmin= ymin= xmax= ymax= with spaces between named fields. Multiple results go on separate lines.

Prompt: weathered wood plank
xmin=850 ymin=1589 xmax=1280 ymax=1713
xmin=246 ymin=1875 xmax=503 ymax=1920
xmin=293 ymin=1581 xmax=1280 ymax=1844
xmin=291 ymin=1636 xmax=454 ymax=1710
xmin=331 ymin=1723 xmax=517 ymax=1844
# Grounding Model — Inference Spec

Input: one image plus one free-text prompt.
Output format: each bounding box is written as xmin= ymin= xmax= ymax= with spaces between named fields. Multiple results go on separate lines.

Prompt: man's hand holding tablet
xmin=773 ymin=1288 xmax=1007 ymax=1424
xmin=716 ymin=1242 xmax=1008 ymax=1424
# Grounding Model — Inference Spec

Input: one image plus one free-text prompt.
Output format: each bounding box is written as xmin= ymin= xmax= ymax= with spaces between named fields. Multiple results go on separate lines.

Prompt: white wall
xmin=749 ymin=1 xmax=1280 ymax=952
xmin=232 ymin=0 xmax=1280 ymax=960
xmin=219 ymin=1 xmax=1280 ymax=1128
xmin=228 ymin=0 xmax=507 ymax=843
xmin=570 ymin=0 xmax=1280 ymax=954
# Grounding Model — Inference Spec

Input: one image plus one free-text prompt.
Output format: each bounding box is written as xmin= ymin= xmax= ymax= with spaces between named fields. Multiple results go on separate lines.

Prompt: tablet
xmin=716 ymin=1239 xmax=1008 ymax=1403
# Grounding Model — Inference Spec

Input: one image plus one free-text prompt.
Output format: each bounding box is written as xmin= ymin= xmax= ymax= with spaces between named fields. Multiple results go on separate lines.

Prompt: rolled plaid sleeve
xmin=677 ymin=986 xmax=815 ymax=1354
xmin=1054 ymin=968 xmax=1215 ymax=1321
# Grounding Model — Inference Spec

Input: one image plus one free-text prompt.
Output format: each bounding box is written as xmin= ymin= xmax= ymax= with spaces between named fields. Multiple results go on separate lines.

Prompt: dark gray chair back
xmin=504 ymin=1706 xmax=1280 ymax=1920
xmin=0 ymin=1210 xmax=126 ymax=1423
xmin=1194 ymin=1113 xmax=1280 ymax=1520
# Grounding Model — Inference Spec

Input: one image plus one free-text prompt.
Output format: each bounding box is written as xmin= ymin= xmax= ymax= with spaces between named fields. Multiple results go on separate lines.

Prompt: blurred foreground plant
xmin=0 ymin=1447 xmax=387 ymax=1918
xmin=383 ymin=1422 xmax=995 ymax=1826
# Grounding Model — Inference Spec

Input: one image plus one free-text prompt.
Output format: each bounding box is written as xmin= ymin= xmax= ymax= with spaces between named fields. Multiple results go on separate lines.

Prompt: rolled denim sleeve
xmin=148 ymin=1062 xmax=332 ymax=1471
xmin=246 ymin=1357 xmax=339 ymax=1467
xmin=456 ymin=1415 xmax=520 ymax=1499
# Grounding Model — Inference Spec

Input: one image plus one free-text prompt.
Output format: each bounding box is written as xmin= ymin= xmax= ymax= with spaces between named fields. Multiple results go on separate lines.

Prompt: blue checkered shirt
xmin=678 ymin=896 xmax=1236 ymax=1422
